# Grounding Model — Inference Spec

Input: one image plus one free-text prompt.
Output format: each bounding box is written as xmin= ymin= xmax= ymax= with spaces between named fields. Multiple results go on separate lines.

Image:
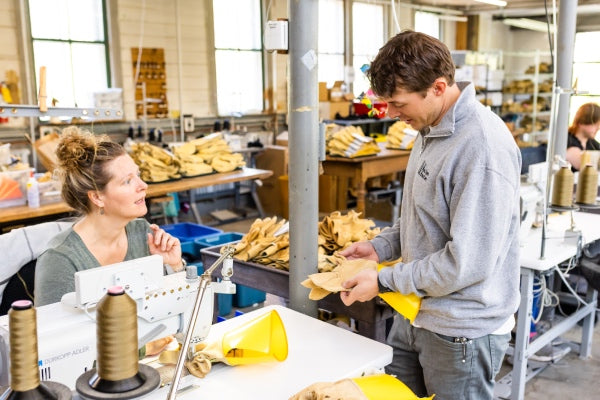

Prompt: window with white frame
xmin=28 ymin=0 xmax=109 ymax=109
xmin=213 ymin=0 xmax=263 ymax=116
xmin=318 ymin=0 xmax=345 ymax=85
xmin=415 ymin=11 xmax=440 ymax=39
xmin=352 ymin=1 xmax=385 ymax=97
xmin=571 ymin=31 xmax=600 ymax=135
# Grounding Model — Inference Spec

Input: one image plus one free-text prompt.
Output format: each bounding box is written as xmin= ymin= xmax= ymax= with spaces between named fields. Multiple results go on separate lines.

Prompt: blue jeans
xmin=385 ymin=316 xmax=510 ymax=400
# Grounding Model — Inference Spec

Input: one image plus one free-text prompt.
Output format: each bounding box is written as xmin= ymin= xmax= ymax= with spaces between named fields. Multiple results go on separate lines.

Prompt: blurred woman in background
xmin=566 ymin=102 xmax=600 ymax=171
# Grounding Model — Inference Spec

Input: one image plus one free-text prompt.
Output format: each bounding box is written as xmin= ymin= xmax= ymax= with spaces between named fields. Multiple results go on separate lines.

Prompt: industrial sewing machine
xmin=0 ymin=252 xmax=236 ymax=391
xmin=519 ymin=162 xmax=546 ymax=242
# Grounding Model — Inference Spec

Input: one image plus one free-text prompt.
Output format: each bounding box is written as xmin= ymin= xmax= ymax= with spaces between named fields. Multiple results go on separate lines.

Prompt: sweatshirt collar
xmin=421 ymin=81 xmax=474 ymax=138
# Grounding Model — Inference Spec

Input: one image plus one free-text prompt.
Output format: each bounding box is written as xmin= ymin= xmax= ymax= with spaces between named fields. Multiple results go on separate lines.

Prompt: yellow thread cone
xmin=377 ymin=264 xmax=421 ymax=323
xmin=222 ymin=310 xmax=288 ymax=365
xmin=353 ymin=374 xmax=435 ymax=400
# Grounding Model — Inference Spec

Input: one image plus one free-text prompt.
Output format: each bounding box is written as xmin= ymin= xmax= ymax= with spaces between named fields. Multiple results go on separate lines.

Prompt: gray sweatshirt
xmin=373 ymin=82 xmax=521 ymax=339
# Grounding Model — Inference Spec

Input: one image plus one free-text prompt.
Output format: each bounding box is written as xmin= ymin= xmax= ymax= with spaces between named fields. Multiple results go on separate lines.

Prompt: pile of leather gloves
xmin=130 ymin=142 xmax=181 ymax=182
xmin=174 ymin=132 xmax=246 ymax=173
xmin=385 ymin=121 xmax=418 ymax=150
xmin=325 ymin=124 xmax=381 ymax=158
xmin=129 ymin=133 xmax=246 ymax=183
xmin=226 ymin=211 xmax=380 ymax=272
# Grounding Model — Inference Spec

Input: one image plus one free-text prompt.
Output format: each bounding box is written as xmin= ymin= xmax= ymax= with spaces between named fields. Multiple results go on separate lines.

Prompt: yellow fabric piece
xmin=289 ymin=379 xmax=367 ymax=400
xmin=301 ymin=259 xmax=377 ymax=300
xmin=377 ymin=265 xmax=421 ymax=323
xmin=222 ymin=309 xmax=288 ymax=365
xmin=352 ymin=374 xmax=435 ymax=400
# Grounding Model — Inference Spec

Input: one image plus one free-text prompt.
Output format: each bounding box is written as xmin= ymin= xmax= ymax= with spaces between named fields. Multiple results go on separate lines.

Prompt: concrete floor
xmin=215 ymin=217 xmax=600 ymax=400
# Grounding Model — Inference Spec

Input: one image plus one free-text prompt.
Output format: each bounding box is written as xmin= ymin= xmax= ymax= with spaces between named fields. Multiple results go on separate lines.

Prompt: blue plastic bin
xmin=161 ymin=223 xmax=222 ymax=261
xmin=194 ymin=232 xmax=244 ymax=249
xmin=196 ymin=264 xmax=232 ymax=317
xmin=161 ymin=222 xmax=222 ymax=243
xmin=233 ymin=285 xmax=266 ymax=308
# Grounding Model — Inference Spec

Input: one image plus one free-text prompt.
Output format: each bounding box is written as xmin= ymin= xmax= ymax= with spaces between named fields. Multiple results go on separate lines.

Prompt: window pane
xmin=573 ymin=63 xmax=600 ymax=95
xmin=318 ymin=54 xmax=344 ymax=84
xmin=415 ymin=11 xmax=440 ymax=39
xmin=352 ymin=2 xmax=384 ymax=56
xmin=33 ymin=41 xmax=75 ymax=107
xmin=33 ymin=41 xmax=108 ymax=108
xmin=213 ymin=0 xmax=261 ymax=49
xmin=29 ymin=0 xmax=104 ymax=41
xmin=71 ymin=43 xmax=108 ymax=107
xmin=67 ymin=0 xmax=105 ymax=41
xmin=574 ymin=32 xmax=600 ymax=63
xmin=29 ymin=0 xmax=70 ymax=39
xmin=352 ymin=1 xmax=384 ymax=96
xmin=318 ymin=0 xmax=344 ymax=53
xmin=215 ymin=50 xmax=263 ymax=115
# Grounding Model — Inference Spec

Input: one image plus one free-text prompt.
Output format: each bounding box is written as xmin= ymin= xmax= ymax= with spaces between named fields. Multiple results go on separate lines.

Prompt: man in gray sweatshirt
xmin=340 ymin=31 xmax=521 ymax=400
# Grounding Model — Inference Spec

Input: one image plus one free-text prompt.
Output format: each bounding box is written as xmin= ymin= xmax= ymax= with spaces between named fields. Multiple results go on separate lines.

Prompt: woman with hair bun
xmin=34 ymin=126 xmax=184 ymax=306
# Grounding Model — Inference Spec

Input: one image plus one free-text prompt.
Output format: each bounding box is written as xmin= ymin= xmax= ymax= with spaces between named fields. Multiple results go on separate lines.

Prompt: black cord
xmin=544 ymin=0 xmax=554 ymax=73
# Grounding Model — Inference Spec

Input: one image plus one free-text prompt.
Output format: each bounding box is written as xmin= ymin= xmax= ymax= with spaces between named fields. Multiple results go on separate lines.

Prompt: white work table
xmin=496 ymin=211 xmax=600 ymax=400
xmin=140 ymin=305 xmax=392 ymax=400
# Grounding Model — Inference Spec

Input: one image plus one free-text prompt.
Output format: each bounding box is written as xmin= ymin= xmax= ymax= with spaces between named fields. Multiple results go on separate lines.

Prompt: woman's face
xmin=98 ymin=154 xmax=148 ymax=220
xmin=579 ymin=121 xmax=600 ymax=140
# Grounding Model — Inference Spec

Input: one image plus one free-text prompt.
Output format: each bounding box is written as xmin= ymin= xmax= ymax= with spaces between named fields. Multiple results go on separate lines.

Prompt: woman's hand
xmin=147 ymin=224 xmax=183 ymax=271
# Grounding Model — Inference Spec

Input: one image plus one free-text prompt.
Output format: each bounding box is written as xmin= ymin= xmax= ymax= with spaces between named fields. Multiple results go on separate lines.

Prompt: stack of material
xmin=227 ymin=211 xmax=380 ymax=272
xmin=385 ymin=121 xmax=418 ymax=150
xmin=174 ymin=133 xmax=246 ymax=174
xmin=130 ymin=133 xmax=247 ymax=182
xmin=130 ymin=142 xmax=180 ymax=183
xmin=325 ymin=125 xmax=380 ymax=158
xmin=230 ymin=216 xmax=289 ymax=270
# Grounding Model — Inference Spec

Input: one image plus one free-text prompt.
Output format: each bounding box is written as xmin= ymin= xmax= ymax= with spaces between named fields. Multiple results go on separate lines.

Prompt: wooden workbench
xmin=0 ymin=167 xmax=272 ymax=226
xmin=322 ymin=143 xmax=411 ymax=215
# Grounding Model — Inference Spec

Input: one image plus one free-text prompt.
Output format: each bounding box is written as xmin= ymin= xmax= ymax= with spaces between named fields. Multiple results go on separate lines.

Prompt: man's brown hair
xmin=366 ymin=30 xmax=455 ymax=98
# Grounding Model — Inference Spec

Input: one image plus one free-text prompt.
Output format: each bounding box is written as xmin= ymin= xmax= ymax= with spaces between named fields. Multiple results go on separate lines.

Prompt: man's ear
xmin=432 ymin=79 xmax=448 ymax=96
xmin=88 ymin=190 xmax=104 ymax=209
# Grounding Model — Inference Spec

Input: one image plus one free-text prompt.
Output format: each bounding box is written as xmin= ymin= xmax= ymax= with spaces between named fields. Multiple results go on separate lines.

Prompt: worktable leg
xmin=580 ymin=287 xmax=598 ymax=358
xmin=355 ymin=179 xmax=367 ymax=216
xmin=251 ymin=180 xmax=265 ymax=218
xmin=511 ymin=269 xmax=534 ymax=400
xmin=188 ymin=190 xmax=203 ymax=224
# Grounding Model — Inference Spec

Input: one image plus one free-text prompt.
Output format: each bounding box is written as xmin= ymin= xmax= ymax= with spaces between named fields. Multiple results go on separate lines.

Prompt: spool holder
xmin=166 ymin=246 xmax=235 ymax=400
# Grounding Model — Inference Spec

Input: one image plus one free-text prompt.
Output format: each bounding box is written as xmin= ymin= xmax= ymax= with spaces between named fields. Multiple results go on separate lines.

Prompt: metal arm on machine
xmin=167 ymin=246 xmax=235 ymax=400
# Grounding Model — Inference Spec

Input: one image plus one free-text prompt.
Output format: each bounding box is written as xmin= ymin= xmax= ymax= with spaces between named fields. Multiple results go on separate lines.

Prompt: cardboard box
xmin=319 ymin=101 xmax=351 ymax=120
xmin=329 ymin=81 xmax=345 ymax=102
xmin=275 ymin=131 xmax=288 ymax=147
xmin=319 ymin=82 xmax=329 ymax=102
xmin=255 ymin=146 xmax=289 ymax=217
xmin=34 ymin=132 xmax=60 ymax=171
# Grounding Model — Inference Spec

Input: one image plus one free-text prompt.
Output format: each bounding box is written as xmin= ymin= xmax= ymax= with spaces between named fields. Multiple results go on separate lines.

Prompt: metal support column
xmin=550 ymin=0 xmax=578 ymax=161
xmin=288 ymin=0 xmax=319 ymax=317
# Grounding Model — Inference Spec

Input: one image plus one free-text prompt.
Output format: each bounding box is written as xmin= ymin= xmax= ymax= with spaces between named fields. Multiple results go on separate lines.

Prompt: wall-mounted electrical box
xmin=264 ymin=20 xmax=288 ymax=53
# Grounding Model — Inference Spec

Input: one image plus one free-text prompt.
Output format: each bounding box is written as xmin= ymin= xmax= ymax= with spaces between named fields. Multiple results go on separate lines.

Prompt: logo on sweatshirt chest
xmin=418 ymin=161 xmax=430 ymax=181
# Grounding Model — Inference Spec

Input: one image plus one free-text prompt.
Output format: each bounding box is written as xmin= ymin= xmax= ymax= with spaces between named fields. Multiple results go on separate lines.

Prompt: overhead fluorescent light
xmin=503 ymin=18 xmax=555 ymax=33
xmin=437 ymin=14 xmax=468 ymax=22
xmin=474 ymin=0 xmax=507 ymax=6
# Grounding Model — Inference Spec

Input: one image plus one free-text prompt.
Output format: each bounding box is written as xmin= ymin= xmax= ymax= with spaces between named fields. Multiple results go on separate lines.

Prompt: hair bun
xmin=56 ymin=127 xmax=99 ymax=172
